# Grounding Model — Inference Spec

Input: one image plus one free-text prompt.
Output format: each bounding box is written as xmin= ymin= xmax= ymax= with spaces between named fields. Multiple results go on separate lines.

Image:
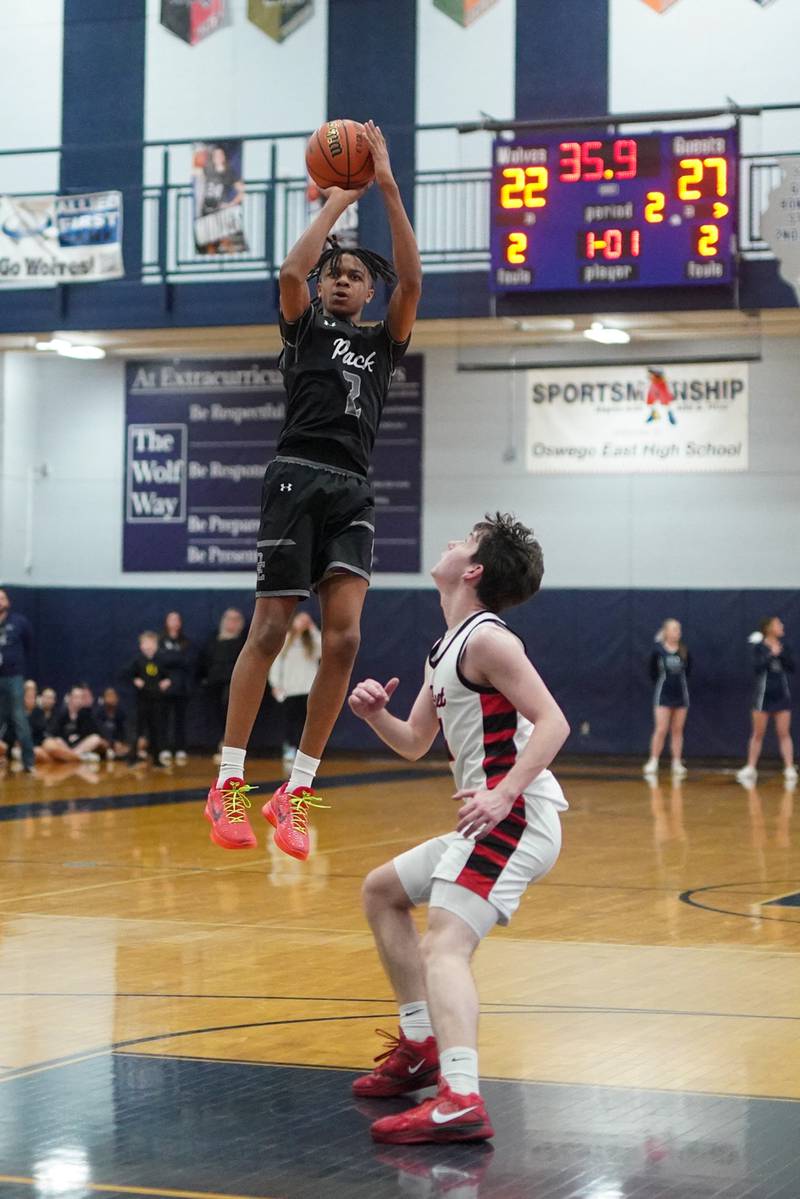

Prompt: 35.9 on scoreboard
xmin=489 ymin=129 xmax=737 ymax=292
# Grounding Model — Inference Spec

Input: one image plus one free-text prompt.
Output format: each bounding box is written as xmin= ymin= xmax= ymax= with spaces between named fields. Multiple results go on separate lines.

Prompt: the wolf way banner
xmin=526 ymin=363 xmax=749 ymax=474
xmin=0 ymin=192 xmax=123 ymax=286
xmin=123 ymin=356 xmax=423 ymax=573
xmin=192 ymin=141 xmax=248 ymax=255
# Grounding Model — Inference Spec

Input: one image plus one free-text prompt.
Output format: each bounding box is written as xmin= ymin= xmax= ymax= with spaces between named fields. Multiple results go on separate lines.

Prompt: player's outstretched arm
xmin=279 ymin=185 xmax=368 ymax=321
xmin=454 ymin=626 xmax=570 ymax=839
xmin=363 ymin=120 xmax=422 ymax=343
xmin=348 ymin=676 xmax=438 ymax=761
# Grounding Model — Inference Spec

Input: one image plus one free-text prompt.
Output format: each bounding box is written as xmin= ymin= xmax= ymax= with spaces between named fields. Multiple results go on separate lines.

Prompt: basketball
xmin=305 ymin=119 xmax=374 ymax=191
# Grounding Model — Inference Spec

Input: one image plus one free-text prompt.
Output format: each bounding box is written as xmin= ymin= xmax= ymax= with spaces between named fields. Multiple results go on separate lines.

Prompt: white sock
xmin=440 ymin=1046 xmax=479 ymax=1096
xmin=216 ymin=746 xmax=246 ymax=789
xmin=288 ymin=750 xmax=320 ymax=793
xmin=399 ymin=1001 xmax=434 ymax=1043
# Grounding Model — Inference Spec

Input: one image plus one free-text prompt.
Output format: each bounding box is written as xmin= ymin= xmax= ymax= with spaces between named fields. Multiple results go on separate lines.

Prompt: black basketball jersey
xmin=277 ymin=304 xmax=409 ymax=477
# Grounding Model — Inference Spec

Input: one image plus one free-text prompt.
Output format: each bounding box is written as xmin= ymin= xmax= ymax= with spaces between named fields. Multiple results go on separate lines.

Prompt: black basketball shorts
xmin=255 ymin=456 xmax=375 ymax=598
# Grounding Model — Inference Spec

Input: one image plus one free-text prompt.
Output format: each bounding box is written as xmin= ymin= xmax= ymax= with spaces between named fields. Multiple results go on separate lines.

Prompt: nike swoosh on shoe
xmin=431 ymin=1105 xmax=478 ymax=1125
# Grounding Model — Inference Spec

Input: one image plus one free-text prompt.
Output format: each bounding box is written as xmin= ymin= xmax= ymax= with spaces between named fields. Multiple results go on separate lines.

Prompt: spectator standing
xmin=269 ymin=612 xmax=322 ymax=768
xmin=125 ymin=631 xmax=171 ymax=766
xmin=0 ymin=588 xmax=35 ymax=772
xmin=197 ymin=609 xmax=246 ymax=760
xmin=159 ymin=611 xmax=192 ymax=765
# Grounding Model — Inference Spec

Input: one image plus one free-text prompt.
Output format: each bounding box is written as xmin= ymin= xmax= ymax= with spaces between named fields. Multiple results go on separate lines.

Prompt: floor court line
xmin=0 ymin=1176 xmax=273 ymax=1199
xmin=3 ymin=990 xmax=799 ymax=1025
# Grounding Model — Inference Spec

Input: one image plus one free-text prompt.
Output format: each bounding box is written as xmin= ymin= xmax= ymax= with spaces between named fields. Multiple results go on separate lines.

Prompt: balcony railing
xmin=1 ymin=111 xmax=796 ymax=285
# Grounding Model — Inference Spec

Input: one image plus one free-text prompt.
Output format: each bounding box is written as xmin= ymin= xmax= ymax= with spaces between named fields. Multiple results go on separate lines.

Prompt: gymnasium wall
xmin=1 ymin=337 xmax=798 ymax=592
xmin=610 ymin=0 xmax=800 ymax=155
xmin=0 ymin=0 xmax=63 ymax=193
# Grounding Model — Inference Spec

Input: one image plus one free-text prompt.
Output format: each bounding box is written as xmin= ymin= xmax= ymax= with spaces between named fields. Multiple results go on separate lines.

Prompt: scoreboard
xmin=489 ymin=128 xmax=737 ymax=292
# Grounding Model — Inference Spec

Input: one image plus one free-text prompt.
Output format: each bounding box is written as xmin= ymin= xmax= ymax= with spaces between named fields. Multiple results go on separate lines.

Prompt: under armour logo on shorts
xmin=280 ymin=483 xmax=293 ymax=492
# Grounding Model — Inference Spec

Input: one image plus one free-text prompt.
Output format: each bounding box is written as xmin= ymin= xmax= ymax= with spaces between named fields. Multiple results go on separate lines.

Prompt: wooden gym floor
xmin=1 ymin=755 xmax=799 ymax=1198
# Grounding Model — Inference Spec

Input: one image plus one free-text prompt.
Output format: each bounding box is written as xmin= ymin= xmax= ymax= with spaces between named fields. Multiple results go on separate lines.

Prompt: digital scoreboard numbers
xmin=490 ymin=129 xmax=738 ymax=292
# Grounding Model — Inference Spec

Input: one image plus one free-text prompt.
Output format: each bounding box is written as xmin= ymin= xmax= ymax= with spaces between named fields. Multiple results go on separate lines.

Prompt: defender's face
xmin=317 ymin=254 xmax=374 ymax=318
xmin=665 ymin=620 xmax=681 ymax=642
xmin=768 ymin=617 xmax=785 ymax=639
xmin=431 ymin=530 xmax=481 ymax=585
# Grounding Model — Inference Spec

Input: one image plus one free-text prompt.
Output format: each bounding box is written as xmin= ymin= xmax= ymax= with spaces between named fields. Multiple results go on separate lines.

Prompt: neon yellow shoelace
xmin=288 ymin=789 xmax=330 ymax=835
xmin=220 ymin=781 xmax=256 ymax=824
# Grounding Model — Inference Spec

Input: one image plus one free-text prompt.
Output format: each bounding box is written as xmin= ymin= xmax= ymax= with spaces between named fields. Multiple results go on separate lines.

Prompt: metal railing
xmin=1 ymin=111 xmax=797 ymax=285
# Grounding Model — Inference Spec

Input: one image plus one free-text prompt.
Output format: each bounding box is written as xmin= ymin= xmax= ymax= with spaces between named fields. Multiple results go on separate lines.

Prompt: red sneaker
xmin=262 ymin=783 xmax=329 ymax=861
xmin=370 ymin=1081 xmax=494 ymax=1144
xmin=353 ymin=1028 xmax=440 ymax=1097
xmin=204 ymin=777 xmax=257 ymax=849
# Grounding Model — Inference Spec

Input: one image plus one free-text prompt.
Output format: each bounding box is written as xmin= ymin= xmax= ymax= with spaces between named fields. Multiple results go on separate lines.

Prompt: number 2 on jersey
xmin=343 ymin=370 xmax=362 ymax=418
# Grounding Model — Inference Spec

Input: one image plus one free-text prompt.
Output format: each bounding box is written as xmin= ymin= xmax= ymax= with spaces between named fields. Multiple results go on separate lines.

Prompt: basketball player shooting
xmin=348 ymin=514 xmax=570 ymax=1143
xmin=204 ymin=120 xmax=422 ymax=860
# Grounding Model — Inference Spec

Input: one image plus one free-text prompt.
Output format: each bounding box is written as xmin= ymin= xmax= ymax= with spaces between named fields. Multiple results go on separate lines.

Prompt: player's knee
xmin=361 ymin=867 xmax=393 ymax=915
xmin=322 ymin=625 xmax=361 ymax=666
xmin=250 ymin=617 xmax=289 ymax=660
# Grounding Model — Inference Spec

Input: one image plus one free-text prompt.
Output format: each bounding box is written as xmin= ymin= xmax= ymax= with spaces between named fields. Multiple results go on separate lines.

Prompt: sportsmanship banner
xmin=526 ymin=363 xmax=749 ymax=473
xmin=123 ymin=356 xmax=423 ymax=573
xmin=0 ymin=191 xmax=123 ymax=286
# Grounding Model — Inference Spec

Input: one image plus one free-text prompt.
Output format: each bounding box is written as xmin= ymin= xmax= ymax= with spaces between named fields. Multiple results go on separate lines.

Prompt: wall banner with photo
xmin=526 ymin=363 xmax=749 ymax=474
xmin=123 ymin=356 xmax=423 ymax=573
xmin=192 ymin=140 xmax=247 ymax=255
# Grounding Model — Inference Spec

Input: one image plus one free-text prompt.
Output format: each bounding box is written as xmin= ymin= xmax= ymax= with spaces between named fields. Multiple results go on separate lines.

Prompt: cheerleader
xmin=737 ymin=618 xmax=796 ymax=785
xmin=643 ymin=618 xmax=690 ymax=779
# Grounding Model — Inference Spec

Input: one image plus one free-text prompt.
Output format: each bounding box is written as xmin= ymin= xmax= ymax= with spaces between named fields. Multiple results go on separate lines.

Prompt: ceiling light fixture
xmin=60 ymin=344 xmax=106 ymax=360
xmin=34 ymin=338 xmax=105 ymax=360
xmin=583 ymin=321 xmax=631 ymax=345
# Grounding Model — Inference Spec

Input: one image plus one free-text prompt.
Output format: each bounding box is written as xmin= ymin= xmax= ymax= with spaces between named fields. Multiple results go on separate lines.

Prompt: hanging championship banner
xmin=192 ymin=141 xmax=247 ymax=255
xmin=0 ymin=191 xmax=124 ymax=286
xmin=433 ymin=0 xmax=501 ymax=25
xmin=761 ymin=156 xmax=800 ymax=302
xmin=526 ymin=363 xmax=749 ymax=473
xmin=247 ymin=0 xmax=314 ymax=42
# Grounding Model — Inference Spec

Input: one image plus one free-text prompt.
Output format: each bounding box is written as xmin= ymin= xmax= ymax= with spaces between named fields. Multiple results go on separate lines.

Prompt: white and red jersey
xmin=426 ymin=610 xmax=567 ymax=810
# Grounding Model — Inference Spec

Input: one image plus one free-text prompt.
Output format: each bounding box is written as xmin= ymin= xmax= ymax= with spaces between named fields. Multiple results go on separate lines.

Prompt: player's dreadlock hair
xmin=469 ymin=512 xmax=544 ymax=613
xmin=307 ymin=237 xmax=397 ymax=288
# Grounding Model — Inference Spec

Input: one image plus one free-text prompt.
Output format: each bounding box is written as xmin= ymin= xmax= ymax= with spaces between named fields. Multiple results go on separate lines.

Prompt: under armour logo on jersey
xmin=323 ymin=318 xmax=337 ymax=327
xmin=280 ymin=483 xmax=293 ymax=492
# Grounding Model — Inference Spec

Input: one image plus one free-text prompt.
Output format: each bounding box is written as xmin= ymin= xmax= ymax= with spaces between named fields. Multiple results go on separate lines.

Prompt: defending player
xmin=348 ymin=514 xmax=570 ymax=1143
xmin=204 ymin=121 xmax=421 ymax=860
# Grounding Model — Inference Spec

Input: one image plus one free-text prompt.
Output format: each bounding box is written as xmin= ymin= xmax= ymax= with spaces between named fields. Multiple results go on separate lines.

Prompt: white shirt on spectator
xmin=269 ymin=629 xmax=321 ymax=700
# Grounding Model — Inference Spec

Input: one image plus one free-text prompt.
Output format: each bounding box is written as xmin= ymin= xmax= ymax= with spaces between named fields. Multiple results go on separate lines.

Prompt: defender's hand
xmin=348 ymin=676 xmax=400 ymax=720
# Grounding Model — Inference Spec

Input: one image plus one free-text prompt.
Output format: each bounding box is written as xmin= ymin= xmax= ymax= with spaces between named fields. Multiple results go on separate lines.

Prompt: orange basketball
xmin=306 ymin=119 xmax=374 ymax=191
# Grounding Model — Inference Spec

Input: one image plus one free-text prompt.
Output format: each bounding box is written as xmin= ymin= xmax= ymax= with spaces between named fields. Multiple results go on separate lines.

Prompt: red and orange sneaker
xmin=204 ymin=777 xmax=257 ymax=850
xmin=370 ymin=1080 xmax=494 ymax=1144
xmin=353 ymin=1028 xmax=440 ymax=1098
xmin=262 ymin=783 xmax=329 ymax=861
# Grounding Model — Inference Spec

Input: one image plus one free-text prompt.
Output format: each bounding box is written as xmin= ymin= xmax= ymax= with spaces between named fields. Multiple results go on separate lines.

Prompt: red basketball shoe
xmin=370 ymin=1081 xmax=494 ymax=1144
xmin=262 ymin=783 xmax=329 ymax=860
xmin=353 ymin=1028 xmax=440 ymax=1098
xmin=204 ymin=777 xmax=257 ymax=849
